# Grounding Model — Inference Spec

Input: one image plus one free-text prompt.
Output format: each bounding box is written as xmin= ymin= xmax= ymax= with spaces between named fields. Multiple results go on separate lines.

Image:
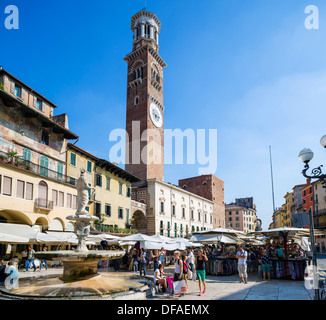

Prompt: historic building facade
xmin=124 ymin=10 xmax=217 ymax=236
xmin=225 ymin=199 xmax=258 ymax=233
xmin=0 ymin=68 xmax=79 ymax=232
xmin=66 ymin=143 xmax=140 ymax=231
xmin=178 ymin=174 xmax=225 ymax=229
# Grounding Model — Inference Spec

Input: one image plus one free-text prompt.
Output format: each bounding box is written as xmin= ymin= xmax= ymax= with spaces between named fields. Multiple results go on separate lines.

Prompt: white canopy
xmin=23 ymin=232 xmax=66 ymax=244
xmin=46 ymin=231 xmax=77 ymax=242
xmin=0 ymin=232 xmax=29 ymax=244
xmin=190 ymin=233 xmax=243 ymax=244
xmin=251 ymin=227 xmax=324 ymax=239
xmin=140 ymin=240 xmax=186 ymax=251
xmin=0 ymin=223 xmax=36 ymax=237
xmin=87 ymin=234 xmax=120 ymax=241
xmin=119 ymin=233 xmax=162 ymax=243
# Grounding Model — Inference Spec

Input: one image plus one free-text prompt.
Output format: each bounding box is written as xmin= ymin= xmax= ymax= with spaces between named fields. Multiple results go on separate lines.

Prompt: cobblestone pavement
xmin=2 ymin=263 xmax=320 ymax=300
xmin=146 ymin=266 xmax=312 ymax=301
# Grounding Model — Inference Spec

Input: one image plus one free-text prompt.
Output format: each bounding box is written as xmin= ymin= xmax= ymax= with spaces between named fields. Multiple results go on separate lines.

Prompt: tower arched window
xmin=134 ymin=96 xmax=139 ymax=106
xmin=145 ymin=24 xmax=150 ymax=38
xmin=134 ymin=67 xmax=143 ymax=80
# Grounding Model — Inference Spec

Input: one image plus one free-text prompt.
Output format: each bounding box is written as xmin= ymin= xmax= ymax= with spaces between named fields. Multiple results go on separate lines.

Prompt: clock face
xmin=149 ymin=103 xmax=162 ymax=128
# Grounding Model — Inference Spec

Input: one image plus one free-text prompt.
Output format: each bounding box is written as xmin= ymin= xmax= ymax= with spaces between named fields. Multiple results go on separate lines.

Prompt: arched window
xmin=40 ymin=155 xmax=49 ymax=177
xmin=38 ymin=181 xmax=48 ymax=208
xmin=22 ymin=148 xmax=31 ymax=162
xmin=134 ymin=96 xmax=139 ymax=106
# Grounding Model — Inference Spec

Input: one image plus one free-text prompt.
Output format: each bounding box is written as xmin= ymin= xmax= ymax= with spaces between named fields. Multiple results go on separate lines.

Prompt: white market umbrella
xmin=87 ymin=234 xmax=120 ymax=241
xmin=119 ymin=233 xmax=162 ymax=243
xmin=23 ymin=232 xmax=63 ymax=244
xmin=0 ymin=232 xmax=29 ymax=244
xmin=216 ymin=234 xmax=243 ymax=245
xmin=251 ymin=227 xmax=324 ymax=239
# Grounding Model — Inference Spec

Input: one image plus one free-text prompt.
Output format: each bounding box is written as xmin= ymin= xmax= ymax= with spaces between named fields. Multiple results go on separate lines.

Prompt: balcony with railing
xmin=0 ymin=150 xmax=76 ymax=186
xmin=34 ymin=198 xmax=54 ymax=213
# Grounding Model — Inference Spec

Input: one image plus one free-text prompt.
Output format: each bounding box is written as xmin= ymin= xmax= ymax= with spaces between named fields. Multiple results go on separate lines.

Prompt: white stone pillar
xmin=140 ymin=24 xmax=145 ymax=38
xmin=134 ymin=28 xmax=137 ymax=41
xmin=150 ymin=26 xmax=154 ymax=39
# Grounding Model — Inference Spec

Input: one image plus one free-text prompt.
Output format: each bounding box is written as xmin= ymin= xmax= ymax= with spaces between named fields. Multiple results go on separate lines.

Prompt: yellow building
xmin=284 ymin=192 xmax=295 ymax=227
xmin=280 ymin=203 xmax=288 ymax=227
xmin=66 ymin=144 xmax=140 ymax=231
xmin=0 ymin=68 xmax=79 ymax=235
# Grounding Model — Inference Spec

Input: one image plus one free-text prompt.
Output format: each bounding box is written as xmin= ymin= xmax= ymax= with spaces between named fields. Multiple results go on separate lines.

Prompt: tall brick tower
xmin=124 ymin=10 xmax=167 ymax=186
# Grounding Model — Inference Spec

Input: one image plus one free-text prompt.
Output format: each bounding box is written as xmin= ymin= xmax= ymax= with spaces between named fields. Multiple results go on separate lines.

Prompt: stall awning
xmin=0 ymin=223 xmax=37 ymax=237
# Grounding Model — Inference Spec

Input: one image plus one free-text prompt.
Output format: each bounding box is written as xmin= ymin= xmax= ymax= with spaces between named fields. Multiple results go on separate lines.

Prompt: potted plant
xmin=0 ymin=154 xmax=8 ymax=163
xmin=7 ymin=151 xmax=18 ymax=164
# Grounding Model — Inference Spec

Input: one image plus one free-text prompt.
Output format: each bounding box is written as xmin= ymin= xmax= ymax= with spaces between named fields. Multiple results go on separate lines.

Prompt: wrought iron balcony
xmin=35 ymin=198 xmax=54 ymax=211
xmin=0 ymin=150 xmax=76 ymax=186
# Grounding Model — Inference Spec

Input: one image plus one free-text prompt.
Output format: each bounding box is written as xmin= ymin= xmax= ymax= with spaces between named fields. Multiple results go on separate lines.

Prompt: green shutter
xmin=70 ymin=153 xmax=76 ymax=166
xmin=87 ymin=161 xmax=92 ymax=172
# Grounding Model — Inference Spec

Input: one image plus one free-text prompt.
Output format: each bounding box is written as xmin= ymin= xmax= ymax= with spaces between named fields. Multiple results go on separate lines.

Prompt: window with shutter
xmin=52 ymin=190 xmax=58 ymax=206
xmin=23 ymin=148 xmax=31 ymax=162
xmin=3 ymin=176 xmax=12 ymax=196
xmin=40 ymin=155 xmax=49 ymax=177
xmin=87 ymin=161 xmax=92 ymax=173
xmin=57 ymin=162 xmax=63 ymax=178
xmin=72 ymin=195 xmax=77 ymax=209
xmin=106 ymin=177 xmax=111 ymax=190
xmin=58 ymin=191 xmax=64 ymax=207
xmin=26 ymin=182 xmax=33 ymax=200
xmin=70 ymin=153 xmax=76 ymax=166
xmin=16 ymin=180 xmax=25 ymax=199
xmin=67 ymin=194 xmax=72 ymax=208
xmin=105 ymin=204 xmax=111 ymax=217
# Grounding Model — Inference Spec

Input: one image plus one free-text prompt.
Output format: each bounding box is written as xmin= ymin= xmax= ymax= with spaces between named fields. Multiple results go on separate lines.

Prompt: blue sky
xmin=1 ymin=0 xmax=326 ymax=230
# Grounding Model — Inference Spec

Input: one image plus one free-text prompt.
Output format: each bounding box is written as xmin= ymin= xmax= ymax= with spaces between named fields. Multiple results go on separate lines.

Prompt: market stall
xmin=190 ymin=229 xmax=245 ymax=276
xmin=250 ymin=227 xmax=325 ymax=281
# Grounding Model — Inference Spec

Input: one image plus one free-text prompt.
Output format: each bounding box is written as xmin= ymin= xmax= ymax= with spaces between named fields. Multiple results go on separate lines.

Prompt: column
xmin=150 ymin=26 xmax=154 ymax=39
xmin=140 ymin=24 xmax=145 ymax=38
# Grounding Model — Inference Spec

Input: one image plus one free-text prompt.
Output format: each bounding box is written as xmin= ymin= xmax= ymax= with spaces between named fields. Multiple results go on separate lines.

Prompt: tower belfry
xmin=124 ymin=10 xmax=167 ymax=186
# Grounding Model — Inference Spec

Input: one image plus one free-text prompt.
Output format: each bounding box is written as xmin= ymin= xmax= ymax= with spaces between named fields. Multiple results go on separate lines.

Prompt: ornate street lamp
xmin=298 ymin=138 xmax=326 ymax=300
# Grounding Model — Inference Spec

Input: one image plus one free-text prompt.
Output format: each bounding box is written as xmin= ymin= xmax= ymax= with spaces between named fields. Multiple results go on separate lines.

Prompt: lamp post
xmin=298 ymin=136 xmax=326 ymax=300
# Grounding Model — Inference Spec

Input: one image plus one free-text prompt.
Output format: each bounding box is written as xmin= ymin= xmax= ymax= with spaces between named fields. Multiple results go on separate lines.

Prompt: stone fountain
xmin=35 ymin=169 xmax=125 ymax=282
xmin=0 ymin=170 xmax=151 ymax=299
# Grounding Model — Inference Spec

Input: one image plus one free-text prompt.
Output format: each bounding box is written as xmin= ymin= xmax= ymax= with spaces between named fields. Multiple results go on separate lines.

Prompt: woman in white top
xmin=153 ymin=264 xmax=172 ymax=292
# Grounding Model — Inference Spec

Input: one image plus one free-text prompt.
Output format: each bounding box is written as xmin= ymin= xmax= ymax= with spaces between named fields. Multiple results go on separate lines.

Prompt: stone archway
xmin=35 ymin=217 xmax=49 ymax=232
xmin=131 ymin=210 xmax=147 ymax=234
xmin=0 ymin=210 xmax=32 ymax=225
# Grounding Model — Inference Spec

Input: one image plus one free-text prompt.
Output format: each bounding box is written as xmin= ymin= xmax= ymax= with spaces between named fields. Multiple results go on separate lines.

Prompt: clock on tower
xmin=124 ymin=10 xmax=167 ymax=186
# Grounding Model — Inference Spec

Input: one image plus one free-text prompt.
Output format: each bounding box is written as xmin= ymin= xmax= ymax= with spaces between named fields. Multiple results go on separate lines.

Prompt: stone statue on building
xmin=76 ymin=169 xmax=95 ymax=215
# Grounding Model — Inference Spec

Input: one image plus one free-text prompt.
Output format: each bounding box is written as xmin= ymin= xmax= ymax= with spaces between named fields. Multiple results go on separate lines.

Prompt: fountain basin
xmin=0 ymin=272 xmax=152 ymax=300
xmin=35 ymin=250 xmax=125 ymax=282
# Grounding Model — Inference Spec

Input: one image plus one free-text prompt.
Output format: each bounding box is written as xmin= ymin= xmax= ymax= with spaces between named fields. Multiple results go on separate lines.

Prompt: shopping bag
xmin=173 ymin=280 xmax=187 ymax=295
xmin=187 ymin=270 xmax=193 ymax=279
xmin=192 ymin=273 xmax=197 ymax=281
xmin=166 ymin=276 xmax=173 ymax=289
